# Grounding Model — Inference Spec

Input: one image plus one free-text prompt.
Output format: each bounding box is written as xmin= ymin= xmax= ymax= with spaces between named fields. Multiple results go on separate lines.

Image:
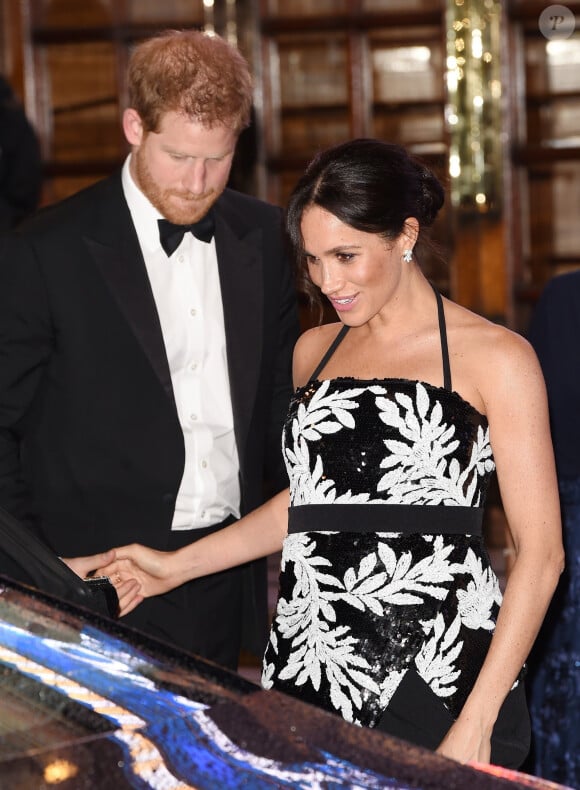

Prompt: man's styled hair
xmin=127 ymin=29 xmax=253 ymax=134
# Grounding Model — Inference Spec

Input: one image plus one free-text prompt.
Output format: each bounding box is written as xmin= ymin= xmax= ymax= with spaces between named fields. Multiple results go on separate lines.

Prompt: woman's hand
xmin=62 ymin=550 xmax=117 ymax=579
xmin=435 ymin=716 xmax=492 ymax=765
xmin=97 ymin=544 xmax=178 ymax=616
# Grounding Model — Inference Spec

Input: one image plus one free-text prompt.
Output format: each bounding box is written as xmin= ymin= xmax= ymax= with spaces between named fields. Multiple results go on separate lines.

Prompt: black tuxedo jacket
xmin=0 ymin=172 xmax=298 ymax=562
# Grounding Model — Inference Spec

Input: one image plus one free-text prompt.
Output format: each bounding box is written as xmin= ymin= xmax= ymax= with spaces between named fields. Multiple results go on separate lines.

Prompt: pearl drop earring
xmin=402 ymin=249 xmax=413 ymax=263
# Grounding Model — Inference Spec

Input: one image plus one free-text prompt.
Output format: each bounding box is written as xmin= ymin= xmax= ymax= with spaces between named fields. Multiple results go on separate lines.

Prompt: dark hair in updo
xmin=286 ymin=138 xmax=445 ymax=315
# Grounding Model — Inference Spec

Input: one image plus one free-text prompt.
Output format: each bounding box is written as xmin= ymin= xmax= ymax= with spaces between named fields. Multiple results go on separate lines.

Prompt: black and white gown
xmin=262 ymin=288 xmax=530 ymax=768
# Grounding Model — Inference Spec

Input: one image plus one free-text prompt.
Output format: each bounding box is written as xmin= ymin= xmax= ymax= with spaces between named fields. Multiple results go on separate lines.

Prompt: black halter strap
xmin=308 ymin=284 xmax=452 ymax=390
xmin=308 ymin=323 xmax=350 ymax=383
xmin=431 ymin=283 xmax=452 ymax=392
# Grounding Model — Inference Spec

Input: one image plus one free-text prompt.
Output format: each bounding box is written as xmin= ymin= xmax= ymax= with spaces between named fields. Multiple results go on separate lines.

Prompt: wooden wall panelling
xmin=11 ymin=0 xmax=580 ymax=332
xmin=444 ymin=0 xmax=509 ymax=322
xmin=1 ymin=0 xmax=29 ymax=100
xmin=368 ymin=17 xmax=449 ymax=294
xmin=257 ymin=0 xmax=449 ymax=328
xmin=507 ymin=0 xmax=580 ymax=331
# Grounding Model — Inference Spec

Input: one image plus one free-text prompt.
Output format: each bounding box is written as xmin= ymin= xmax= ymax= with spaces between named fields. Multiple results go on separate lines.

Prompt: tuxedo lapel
xmin=83 ymin=182 xmax=175 ymax=406
xmin=214 ymin=211 xmax=263 ymax=467
xmin=83 ymin=177 xmax=264 ymax=440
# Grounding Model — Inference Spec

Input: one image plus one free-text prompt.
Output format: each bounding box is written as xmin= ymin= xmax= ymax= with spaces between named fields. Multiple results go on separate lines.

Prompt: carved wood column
xmin=445 ymin=0 xmax=511 ymax=324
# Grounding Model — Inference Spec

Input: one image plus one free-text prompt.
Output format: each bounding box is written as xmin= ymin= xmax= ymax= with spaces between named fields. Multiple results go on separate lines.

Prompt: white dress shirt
xmin=122 ymin=156 xmax=241 ymax=530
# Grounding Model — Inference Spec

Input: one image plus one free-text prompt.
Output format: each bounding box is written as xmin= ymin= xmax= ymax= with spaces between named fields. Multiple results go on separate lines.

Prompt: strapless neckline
xmin=295 ymin=375 xmax=488 ymax=424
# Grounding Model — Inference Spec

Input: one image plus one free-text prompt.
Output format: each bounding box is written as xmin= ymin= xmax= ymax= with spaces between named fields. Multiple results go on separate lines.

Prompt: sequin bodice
xmin=283 ymin=376 xmax=495 ymax=508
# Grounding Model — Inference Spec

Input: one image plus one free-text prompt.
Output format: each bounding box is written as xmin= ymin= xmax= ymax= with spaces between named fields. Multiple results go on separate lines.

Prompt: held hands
xmin=63 ymin=546 xmax=179 ymax=616
xmin=62 ymin=549 xmax=145 ymax=617
xmin=97 ymin=544 xmax=178 ymax=616
xmin=62 ymin=550 xmax=142 ymax=616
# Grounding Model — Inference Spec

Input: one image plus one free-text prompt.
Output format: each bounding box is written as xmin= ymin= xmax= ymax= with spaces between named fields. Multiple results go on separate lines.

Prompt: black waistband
xmin=287 ymin=504 xmax=483 ymax=536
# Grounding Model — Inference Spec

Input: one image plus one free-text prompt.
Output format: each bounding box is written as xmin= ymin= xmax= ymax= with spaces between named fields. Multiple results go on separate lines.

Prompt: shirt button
xmin=191 ymin=362 xmax=198 ymax=371
xmin=190 ymin=413 xmax=197 ymax=421
xmin=201 ymin=510 xmax=206 ymax=519
xmin=201 ymin=460 xmax=208 ymax=469
xmin=178 ymin=254 xmax=185 ymax=263
xmin=190 ymin=308 xmax=197 ymax=317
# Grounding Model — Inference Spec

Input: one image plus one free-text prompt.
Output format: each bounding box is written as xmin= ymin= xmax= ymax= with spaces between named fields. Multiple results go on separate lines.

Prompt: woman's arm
xmin=98 ymin=487 xmax=290 ymax=615
xmin=437 ymin=329 xmax=564 ymax=764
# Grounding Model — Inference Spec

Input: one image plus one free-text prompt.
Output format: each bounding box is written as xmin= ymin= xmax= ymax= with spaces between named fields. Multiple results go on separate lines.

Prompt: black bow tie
xmin=157 ymin=213 xmax=215 ymax=257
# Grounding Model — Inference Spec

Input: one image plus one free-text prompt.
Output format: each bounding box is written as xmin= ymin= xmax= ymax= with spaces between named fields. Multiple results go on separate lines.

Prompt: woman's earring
xmin=402 ymin=249 xmax=413 ymax=263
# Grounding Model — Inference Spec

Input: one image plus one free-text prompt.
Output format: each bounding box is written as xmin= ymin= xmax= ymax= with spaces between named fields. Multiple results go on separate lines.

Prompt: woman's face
xmin=301 ymin=205 xmax=410 ymax=326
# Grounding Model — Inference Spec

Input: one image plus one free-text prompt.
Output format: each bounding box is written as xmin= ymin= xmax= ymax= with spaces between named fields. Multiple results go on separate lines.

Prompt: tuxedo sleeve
xmin=0 ymin=231 xmax=53 ymax=525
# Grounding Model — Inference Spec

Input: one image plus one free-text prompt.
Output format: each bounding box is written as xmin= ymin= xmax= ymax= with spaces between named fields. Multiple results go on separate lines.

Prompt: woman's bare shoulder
xmin=447 ymin=300 xmax=534 ymax=361
xmin=293 ymin=322 xmax=345 ymax=388
xmin=444 ymin=299 xmax=542 ymax=406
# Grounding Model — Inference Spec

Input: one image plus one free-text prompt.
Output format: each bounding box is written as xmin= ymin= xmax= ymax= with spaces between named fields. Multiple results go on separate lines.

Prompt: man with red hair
xmin=0 ymin=30 xmax=298 ymax=669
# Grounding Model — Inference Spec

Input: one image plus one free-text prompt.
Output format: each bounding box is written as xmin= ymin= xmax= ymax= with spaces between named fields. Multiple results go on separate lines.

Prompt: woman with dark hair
xmin=78 ymin=139 xmax=563 ymax=768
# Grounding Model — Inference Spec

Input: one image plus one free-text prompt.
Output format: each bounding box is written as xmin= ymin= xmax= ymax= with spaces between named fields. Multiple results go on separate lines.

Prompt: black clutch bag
xmin=0 ymin=505 xmax=119 ymax=618
xmin=83 ymin=574 xmax=121 ymax=619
